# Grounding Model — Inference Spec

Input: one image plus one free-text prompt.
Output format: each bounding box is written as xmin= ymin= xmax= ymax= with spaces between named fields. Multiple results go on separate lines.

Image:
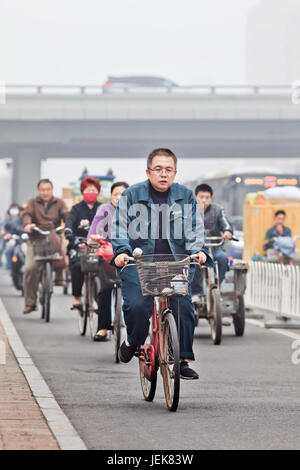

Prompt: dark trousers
xmin=213 ymin=248 xmax=228 ymax=285
xmin=71 ymin=261 xmax=84 ymax=297
xmin=121 ymin=281 xmax=196 ymax=360
xmin=5 ymin=246 xmax=14 ymax=270
xmin=98 ymin=287 xmax=113 ymax=330
xmin=191 ymin=248 xmax=228 ymax=295
xmin=191 ymin=264 xmax=203 ymax=295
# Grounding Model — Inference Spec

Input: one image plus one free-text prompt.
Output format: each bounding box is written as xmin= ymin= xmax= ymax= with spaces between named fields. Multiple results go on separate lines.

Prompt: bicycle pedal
xmin=135 ymin=347 xmax=143 ymax=358
xmin=222 ymin=318 xmax=232 ymax=326
xmin=71 ymin=305 xmax=83 ymax=312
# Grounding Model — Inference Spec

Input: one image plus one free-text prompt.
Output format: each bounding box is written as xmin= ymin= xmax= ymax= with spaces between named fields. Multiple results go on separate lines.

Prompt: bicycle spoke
xmin=160 ymin=313 xmax=180 ymax=412
xmin=139 ymin=318 xmax=157 ymax=402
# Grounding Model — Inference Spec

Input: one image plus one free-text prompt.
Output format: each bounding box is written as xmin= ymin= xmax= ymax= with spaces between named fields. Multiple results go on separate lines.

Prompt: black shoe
xmin=180 ymin=361 xmax=199 ymax=380
xmin=94 ymin=333 xmax=108 ymax=342
xmin=71 ymin=304 xmax=83 ymax=316
xmin=118 ymin=341 xmax=137 ymax=363
xmin=71 ymin=303 xmax=82 ymax=310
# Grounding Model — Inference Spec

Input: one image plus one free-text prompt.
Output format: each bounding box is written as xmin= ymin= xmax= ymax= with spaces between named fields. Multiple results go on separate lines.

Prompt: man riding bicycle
xmin=22 ymin=179 xmax=69 ymax=314
xmin=192 ymin=183 xmax=233 ymax=296
xmin=111 ymin=148 xmax=212 ymax=380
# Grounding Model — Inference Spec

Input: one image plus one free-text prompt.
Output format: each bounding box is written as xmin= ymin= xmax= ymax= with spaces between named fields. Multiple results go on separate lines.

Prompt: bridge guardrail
xmin=3 ymin=84 xmax=294 ymax=97
xmin=245 ymin=261 xmax=300 ymax=320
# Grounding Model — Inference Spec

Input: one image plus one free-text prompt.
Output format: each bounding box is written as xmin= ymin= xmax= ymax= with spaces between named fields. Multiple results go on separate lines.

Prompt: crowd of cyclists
xmin=0 ymin=148 xmax=240 ymax=384
xmin=5 ymin=152 xmax=297 ymax=388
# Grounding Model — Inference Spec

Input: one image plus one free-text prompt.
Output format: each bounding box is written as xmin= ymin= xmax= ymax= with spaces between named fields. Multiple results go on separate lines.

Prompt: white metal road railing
xmin=245 ymin=261 xmax=300 ymax=320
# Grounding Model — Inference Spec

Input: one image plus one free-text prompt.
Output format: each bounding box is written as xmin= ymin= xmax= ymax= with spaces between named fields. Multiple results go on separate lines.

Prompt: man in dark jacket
xmin=22 ymin=179 xmax=69 ymax=314
xmin=193 ymin=183 xmax=233 ymax=290
xmin=112 ymin=148 xmax=212 ymax=379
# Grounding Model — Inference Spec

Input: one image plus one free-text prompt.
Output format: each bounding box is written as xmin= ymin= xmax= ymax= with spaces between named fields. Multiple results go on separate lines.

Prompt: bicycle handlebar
xmin=205 ymin=236 xmax=239 ymax=247
xmin=11 ymin=233 xmax=29 ymax=241
xmin=74 ymin=237 xmax=100 ymax=249
xmin=123 ymin=252 xmax=200 ymax=265
xmin=32 ymin=225 xmax=64 ymax=236
xmin=31 ymin=226 xmax=50 ymax=236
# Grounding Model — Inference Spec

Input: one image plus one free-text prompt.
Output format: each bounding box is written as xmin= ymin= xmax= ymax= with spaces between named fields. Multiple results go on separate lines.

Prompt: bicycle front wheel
xmin=112 ymin=286 xmax=122 ymax=363
xmin=38 ymin=266 xmax=45 ymax=319
xmin=43 ymin=263 xmax=52 ymax=323
xmin=78 ymin=277 xmax=88 ymax=336
xmin=209 ymin=288 xmax=222 ymax=345
xmin=88 ymin=275 xmax=98 ymax=340
xmin=160 ymin=313 xmax=180 ymax=412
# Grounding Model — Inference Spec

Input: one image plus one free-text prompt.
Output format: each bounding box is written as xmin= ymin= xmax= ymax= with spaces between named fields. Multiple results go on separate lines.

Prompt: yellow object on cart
xmin=243 ymin=196 xmax=300 ymax=260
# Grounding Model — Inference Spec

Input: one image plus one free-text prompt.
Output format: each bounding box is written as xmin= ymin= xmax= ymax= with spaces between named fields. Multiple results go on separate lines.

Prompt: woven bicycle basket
xmin=79 ymin=246 xmax=99 ymax=273
xmin=98 ymin=258 xmax=118 ymax=289
xmin=135 ymin=254 xmax=191 ymax=297
xmin=33 ymin=240 xmax=62 ymax=262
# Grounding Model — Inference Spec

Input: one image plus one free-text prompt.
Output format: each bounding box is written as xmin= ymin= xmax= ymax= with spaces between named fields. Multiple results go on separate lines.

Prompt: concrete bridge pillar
xmin=12 ymin=148 xmax=42 ymax=205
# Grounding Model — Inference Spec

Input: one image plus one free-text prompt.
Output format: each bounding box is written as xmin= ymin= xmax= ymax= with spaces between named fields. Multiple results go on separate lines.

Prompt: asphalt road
xmin=1 ymin=268 xmax=300 ymax=450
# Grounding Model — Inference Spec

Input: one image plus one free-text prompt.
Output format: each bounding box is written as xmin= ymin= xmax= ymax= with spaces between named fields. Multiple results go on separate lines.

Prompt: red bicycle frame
xmin=138 ymin=296 xmax=170 ymax=381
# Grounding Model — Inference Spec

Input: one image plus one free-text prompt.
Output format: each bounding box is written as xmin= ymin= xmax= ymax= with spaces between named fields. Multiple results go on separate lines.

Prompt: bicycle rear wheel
xmin=160 ymin=313 xmax=180 ymax=412
xmin=139 ymin=318 xmax=157 ymax=402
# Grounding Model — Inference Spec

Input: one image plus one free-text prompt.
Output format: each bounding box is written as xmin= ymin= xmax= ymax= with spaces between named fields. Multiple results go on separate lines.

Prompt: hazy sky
xmin=1 ymin=0 xmax=299 ymax=205
xmin=0 ymin=0 xmax=258 ymax=85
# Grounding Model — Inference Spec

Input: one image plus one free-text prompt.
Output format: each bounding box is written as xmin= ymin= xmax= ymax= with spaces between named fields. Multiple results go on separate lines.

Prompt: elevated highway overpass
xmin=0 ymin=85 xmax=299 ymax=202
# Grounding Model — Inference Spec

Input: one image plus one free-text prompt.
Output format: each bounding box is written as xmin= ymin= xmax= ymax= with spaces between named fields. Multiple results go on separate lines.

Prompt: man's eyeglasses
xmin=148 ymin=167 xmax=176 ymax=176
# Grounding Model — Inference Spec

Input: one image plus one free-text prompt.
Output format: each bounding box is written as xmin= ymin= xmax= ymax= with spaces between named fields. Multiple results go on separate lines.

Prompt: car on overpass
xmin=102 ymin=75 xmax=179 ymax=94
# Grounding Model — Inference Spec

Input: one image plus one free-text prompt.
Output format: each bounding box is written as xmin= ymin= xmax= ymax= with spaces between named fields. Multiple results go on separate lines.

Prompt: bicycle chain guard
xmin=139 ymin=344 xmax=156 ymax=381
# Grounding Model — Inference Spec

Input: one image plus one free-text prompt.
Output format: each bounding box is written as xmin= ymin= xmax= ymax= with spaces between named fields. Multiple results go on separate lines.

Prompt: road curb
xmin=0 ymin=298 xmax=87 ymax=451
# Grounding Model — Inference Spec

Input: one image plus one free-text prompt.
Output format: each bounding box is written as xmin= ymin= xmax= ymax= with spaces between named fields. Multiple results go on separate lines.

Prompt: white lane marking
xmin=0 ymin=298 xmax=87 ymax=450
xmin=0 ymin=339 xmax=6 ymax=364
xmin=246 ymin=319 xmax=300 ymax=341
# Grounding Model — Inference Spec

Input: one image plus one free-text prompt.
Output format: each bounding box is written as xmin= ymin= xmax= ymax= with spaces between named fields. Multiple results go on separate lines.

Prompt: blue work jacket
xmin=111 ymin=179 xmax=213 ymax=285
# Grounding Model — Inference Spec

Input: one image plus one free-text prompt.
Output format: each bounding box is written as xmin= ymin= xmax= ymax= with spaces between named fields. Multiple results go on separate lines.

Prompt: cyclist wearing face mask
xmin=87 ymin=181 xmax=129 ymax=342
xmin=3 ymin=204 xmax=24 ymax=271
xmin=64 ymin=176 xmax=101 ymax=310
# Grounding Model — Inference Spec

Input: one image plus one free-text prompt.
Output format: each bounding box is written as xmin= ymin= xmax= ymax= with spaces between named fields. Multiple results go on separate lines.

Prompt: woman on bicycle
xmin=88 ymin=181 xmax=129 ymax=342
xmin=65 ymin=176 xmax=101 ymax=310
